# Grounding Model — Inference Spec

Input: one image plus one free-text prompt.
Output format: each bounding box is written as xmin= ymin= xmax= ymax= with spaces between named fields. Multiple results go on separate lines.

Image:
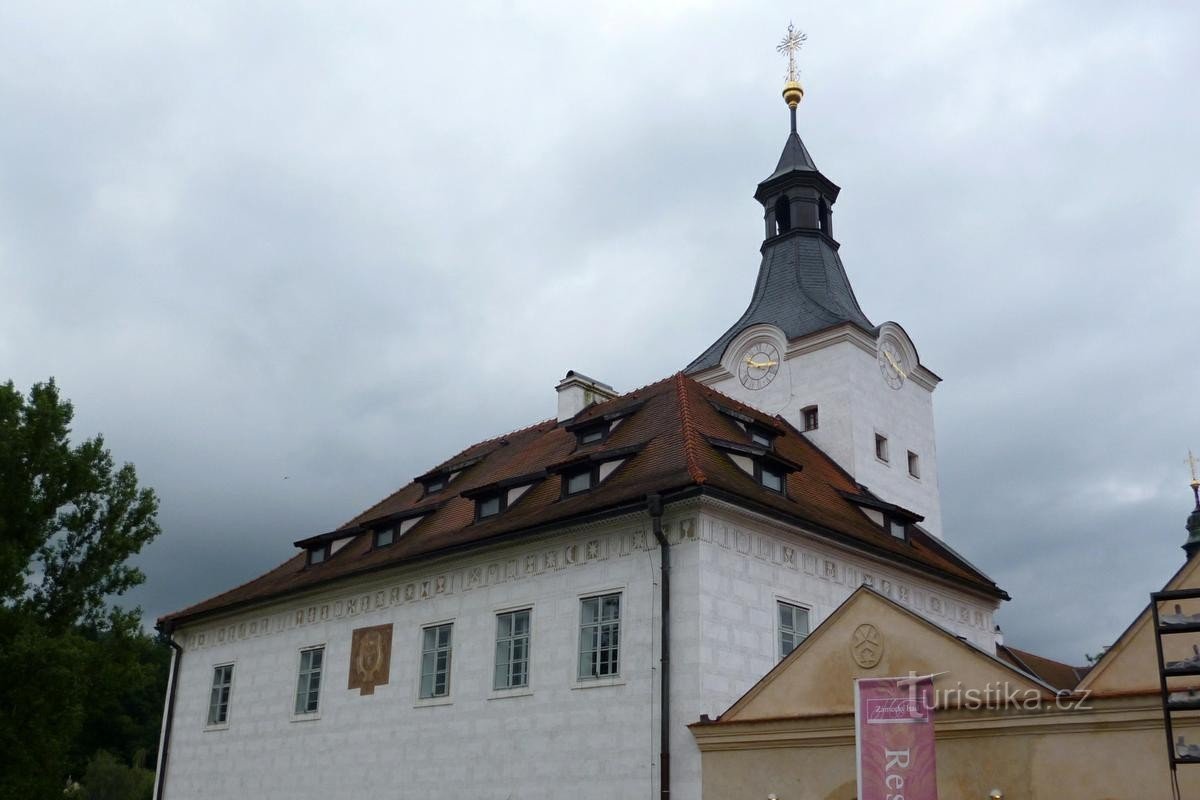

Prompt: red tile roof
xmin=160 ymin=373 xmax=1005 ymax=627
xmin=997 ymin=644 xmax=1090 ymax=690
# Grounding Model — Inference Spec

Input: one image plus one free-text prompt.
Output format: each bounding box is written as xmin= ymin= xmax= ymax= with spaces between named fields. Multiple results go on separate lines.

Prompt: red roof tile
xmin=160 ymin=374 xmax=1005 ymax=627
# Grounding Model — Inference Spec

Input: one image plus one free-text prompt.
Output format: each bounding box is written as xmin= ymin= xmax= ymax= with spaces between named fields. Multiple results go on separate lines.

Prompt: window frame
xmin=206 ymin=662 xmax=235 ymax=729
xmin=476 ymin=493 xmax=503 ymax=520
xmin=801 ymin=405 xmax=819 ymax=432
xmin=493 ymin=608 xmax=532 ymax=692
xmin=577 ymin=591 xmax=622 ymax=682
xmin=373 ymin=526 xmax=396 ymax=549
xmin=418 ymin=622 xmax=454 ymax=701
xmin=753 ymin=460 xmax=787 ymax=495
xmin=562 ymin=464 xmax=597 ymax=497
xmin=776 ymin=599 xmax=811 ymax=661
xmin=575 ymin=422 xmax=609 ymax=446
xmin=305 ymin=543 xmax=331 ymax=567
xmin=292 ymin=645 xmax=325 ymax=719
xmin=874 ymin=433 xmax=890 ymax=464
xmin=907 ymin=450 xmax=921 ymax=479
xmin=747 ymin=424 xmax=776 ymax=448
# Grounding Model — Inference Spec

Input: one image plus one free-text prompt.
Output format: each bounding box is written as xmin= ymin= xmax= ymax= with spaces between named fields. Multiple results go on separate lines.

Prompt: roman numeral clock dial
xmin=738 ymin=342 xmax=780 ymax=390
xmin=877 ymin=338 xmax=908 ymax=390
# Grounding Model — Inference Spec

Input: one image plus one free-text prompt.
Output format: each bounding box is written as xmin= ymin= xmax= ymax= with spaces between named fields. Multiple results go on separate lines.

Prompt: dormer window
xmin=708 ymin=435 xmax=800 ymax=496
xmin=565 ymin=468 xmax=593 ymax=495
xmin=577 ymin=423 xmax=608 ymax=446
xmin=749 ymin=426 xmax=774 ymax=448
xmin=758 ymin=463 xmax=785 ymax=493
xmin=424 ymin=476 xmax=446 ymax=493
xmin=477 ymin=494 xmax=502 ymax=519
xmin=465 ymin=474 xmax=541 ymax=522
xmin=306 ymin=544 xmax=330 ymax=566
xmin=888 ymin=517 xmax=907 ymax=540
xmin=374 ymin=527 xmax=395 ymax=548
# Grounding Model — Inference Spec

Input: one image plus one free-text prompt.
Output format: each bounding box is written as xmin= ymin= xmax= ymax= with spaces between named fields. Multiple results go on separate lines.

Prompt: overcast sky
xmin=2 ymin=0 xmax=1197 ymax=664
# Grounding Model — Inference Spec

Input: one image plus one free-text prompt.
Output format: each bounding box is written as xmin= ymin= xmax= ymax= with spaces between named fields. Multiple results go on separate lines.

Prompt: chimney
xmin=556 ymin=371 xmax=617 ymax=422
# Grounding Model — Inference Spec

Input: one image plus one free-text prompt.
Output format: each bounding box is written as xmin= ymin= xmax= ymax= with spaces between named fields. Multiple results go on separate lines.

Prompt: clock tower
xmin=685 ymin=57 xmax=946 ymax=537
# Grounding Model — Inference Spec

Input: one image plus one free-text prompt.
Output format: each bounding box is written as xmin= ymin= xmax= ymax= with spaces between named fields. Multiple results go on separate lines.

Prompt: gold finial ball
xmin=782 ymin=80 xmax=804 ymax=109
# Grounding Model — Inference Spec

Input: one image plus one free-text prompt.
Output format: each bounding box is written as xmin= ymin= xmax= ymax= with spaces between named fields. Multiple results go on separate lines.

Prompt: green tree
xmin=0 ymin=379 xmax=165 ymax=800
xmin=78 ymin=750 xmax=154 ymax=800
xmin=0 ymin=378 xmax=160 ymax=631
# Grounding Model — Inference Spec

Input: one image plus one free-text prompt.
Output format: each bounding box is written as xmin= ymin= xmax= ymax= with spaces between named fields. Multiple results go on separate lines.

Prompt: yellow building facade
xmin=693 ymin=556 xmax=1200 ymax=799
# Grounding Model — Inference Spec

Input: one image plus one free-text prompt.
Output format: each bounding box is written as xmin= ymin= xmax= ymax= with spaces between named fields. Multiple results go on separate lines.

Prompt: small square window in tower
xmin=874 ymin=434 xmax=889 ymax=463
xmin=802 ymin=406 xmax=818 ymax=432
xmin=907 ymin=450 xmax=920 ymax=479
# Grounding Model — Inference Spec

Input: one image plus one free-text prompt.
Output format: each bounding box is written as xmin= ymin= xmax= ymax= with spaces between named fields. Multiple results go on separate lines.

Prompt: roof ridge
xmin=674 ymin=373 xmax=707 ymax=485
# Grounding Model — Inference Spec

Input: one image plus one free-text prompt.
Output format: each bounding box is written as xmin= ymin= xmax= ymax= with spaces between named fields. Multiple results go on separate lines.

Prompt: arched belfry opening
xmin=774 ymin=195 xmax=792 ymax=235
xmin=818 ymin=196 xmax=831 ymax=236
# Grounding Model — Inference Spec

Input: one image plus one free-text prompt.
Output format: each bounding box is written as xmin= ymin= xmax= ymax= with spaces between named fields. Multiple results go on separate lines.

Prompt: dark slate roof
xmin=761 ymin=131 xmax=818 ymax=182
xmin=686 ymin=228 xmax=874 ymax=373
xmin=160 ymin=374 xmax=1004 ymax=627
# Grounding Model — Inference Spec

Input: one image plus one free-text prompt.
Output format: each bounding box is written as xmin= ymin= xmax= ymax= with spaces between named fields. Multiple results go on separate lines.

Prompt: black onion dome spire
xmin=686 ymin=85 xmax=872 ymax=375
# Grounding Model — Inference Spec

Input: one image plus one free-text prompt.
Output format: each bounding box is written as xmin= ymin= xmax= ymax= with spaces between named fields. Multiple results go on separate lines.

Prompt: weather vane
xmin=776 ymin=22 xmax=807 ymax=83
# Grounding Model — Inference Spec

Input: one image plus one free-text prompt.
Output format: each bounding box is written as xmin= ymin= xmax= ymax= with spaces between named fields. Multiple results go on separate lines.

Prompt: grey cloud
xmin=2 ymin=1 xmax=1197 ymax=666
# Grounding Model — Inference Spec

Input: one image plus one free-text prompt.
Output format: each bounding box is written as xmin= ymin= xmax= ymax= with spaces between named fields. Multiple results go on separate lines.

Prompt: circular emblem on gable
xmin=851 ymin=623 xmax=883 ymax=668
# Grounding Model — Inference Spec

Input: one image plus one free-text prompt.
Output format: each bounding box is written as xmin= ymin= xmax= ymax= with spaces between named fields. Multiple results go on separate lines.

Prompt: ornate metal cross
xmin=776 ymin=22 xmax=807 ymax=82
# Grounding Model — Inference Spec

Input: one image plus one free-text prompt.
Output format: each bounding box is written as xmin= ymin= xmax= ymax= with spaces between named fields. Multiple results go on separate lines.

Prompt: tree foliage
xmin=0 ymin=379 xmax=160 ymax=630
xmin=0 ymin=379 xmax=168 ymax=799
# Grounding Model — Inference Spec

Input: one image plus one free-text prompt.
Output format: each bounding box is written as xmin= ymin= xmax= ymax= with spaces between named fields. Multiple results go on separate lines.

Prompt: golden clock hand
xmin=746 ymin=358 xmax=779 ymax=368
xmin=884 ymin=351 xmax=907 ymax=378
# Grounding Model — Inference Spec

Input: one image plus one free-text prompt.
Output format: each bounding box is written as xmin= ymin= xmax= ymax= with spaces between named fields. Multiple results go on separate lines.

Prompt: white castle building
xmin=153 ymin=69 xmax=1010 ymax=800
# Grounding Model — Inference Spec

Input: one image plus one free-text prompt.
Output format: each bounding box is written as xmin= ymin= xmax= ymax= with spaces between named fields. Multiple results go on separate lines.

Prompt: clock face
xmin=738 ymin=342 xmax=781 ymax=390
xmin=877 ymin=338 xmax=907 ymax=390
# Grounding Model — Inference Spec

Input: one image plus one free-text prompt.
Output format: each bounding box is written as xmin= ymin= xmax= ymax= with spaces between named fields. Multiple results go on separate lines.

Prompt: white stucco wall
xmin=162 ymin=513 xmax=674 ymax=800
xmin=159 ymin=500 xmax=997 ymax=800
xmin=702 ymin=324 xmax=945 ymax=538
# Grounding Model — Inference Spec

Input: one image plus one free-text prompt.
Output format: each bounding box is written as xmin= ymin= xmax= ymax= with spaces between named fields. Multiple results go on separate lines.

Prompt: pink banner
xmin=855 ymin=676 xmax=938 ymax=800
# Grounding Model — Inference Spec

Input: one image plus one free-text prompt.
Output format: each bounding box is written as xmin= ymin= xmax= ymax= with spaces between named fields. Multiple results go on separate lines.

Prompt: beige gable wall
xmin=695 ymin=583 xmax=1200 ymax=800
xmin=724 ymin=587 xmax=1049 ymax=722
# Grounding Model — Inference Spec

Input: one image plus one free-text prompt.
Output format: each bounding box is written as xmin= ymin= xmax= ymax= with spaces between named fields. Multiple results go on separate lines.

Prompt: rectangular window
xmin=565 ymin=469 xmax=593 ymax=495
xmin=294 ymin=647 xmax=324 ymax=715
xmin=578 ymin=593 xmax=621 ymax=680
xmin=802 ymin=406 xmax=819 ymax=432
xmin=374 ymin=527 xmax=395 ymax=548
xmin=424 ymin=476 xmax=447 ymax=493
xmin=907 ymin=450 xmax=920 ymax=478
xmin=778 ymin=601 xmax=810 ymax=660
xmin=420 ymin=623 xmax=453 ymax=699
xmin=494 ymin=609 xmax=531 ymax=690
xmin=307 ymin=545 xmax=328 ymax=565
xmin=207 ymin=664 xmax=233 ymax=726
xmin=875 ymin=433 xmax=889 ymax=463
xmin=750 ymin=429 xmax=773 ymax=448
xmin=579 ymin=425 xmax=606 ymax=445
xmin=477 ymin=495 xmax=502 ymax=518
xmin=759 ymin=463 xmax=784 ymax=492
